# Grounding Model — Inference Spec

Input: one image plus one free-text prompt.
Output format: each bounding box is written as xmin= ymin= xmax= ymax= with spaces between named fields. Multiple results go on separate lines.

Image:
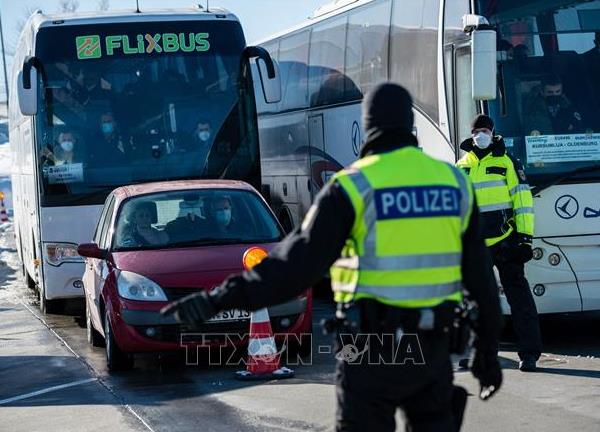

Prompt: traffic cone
xmin=235 ymin=307 xmax=294 ymax=380
xmin=0 ymin=199 xmax=9 ymax=223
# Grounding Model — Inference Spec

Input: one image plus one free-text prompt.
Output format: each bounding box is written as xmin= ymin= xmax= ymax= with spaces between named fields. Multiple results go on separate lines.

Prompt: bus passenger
xmin=88 ymin=112 xmax=130 ymax=167
xmin=524 ymin=75 xmax=585 ymax=135
xmin=42 ymin=131 xmax=84 ymax=166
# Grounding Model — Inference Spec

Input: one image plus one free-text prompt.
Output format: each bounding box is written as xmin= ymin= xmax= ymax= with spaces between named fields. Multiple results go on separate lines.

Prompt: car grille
xmin=163 ymin=287 xmax=204 ymax=302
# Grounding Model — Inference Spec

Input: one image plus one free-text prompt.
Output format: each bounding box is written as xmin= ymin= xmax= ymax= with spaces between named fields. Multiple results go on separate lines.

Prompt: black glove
xmin=470 ymin=350 xmax=503 ymax=401
xmin=516 ymin=233 xmax=533 ymax=263
xmin=160 ymin=290 xmax=218 ymax=327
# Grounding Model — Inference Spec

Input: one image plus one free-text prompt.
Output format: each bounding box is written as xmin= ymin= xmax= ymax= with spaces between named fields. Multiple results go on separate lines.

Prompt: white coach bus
xmin=255 ymin=0 xmax=600 ymax=315
xmin=10 ymin=7 xmax=279 ymax=313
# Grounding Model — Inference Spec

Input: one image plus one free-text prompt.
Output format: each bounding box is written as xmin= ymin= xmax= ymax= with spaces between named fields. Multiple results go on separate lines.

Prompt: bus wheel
xmin=86 ymin=299 xmax=105 ymax=348
xmin=104 ymin=310 xmax=134 ymax=372
xmin=39 ymin=286 xmax=64 ymax=315
xmin=21 ymin=263 xmax=35 ymax=290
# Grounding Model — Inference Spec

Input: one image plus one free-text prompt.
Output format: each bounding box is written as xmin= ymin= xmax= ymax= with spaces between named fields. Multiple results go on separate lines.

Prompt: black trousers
xmin=491 ymin=241 xmax=543 ymax=361
xmin=335 ymin=331 xmax=465 ymax=432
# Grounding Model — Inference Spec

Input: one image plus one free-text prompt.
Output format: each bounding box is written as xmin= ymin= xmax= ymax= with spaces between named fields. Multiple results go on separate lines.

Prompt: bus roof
xmin=27 ymin=7 xmax=238 ymax=33
xmin=252 ymin=0 xmax=376 ymax=46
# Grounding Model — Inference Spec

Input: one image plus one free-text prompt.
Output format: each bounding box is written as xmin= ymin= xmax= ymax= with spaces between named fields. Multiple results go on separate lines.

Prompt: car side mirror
xmin=463 ymin=14 xmax=497 ymax=101
xmin=77 ymin=243 xmax=108 ymax=260
xmin=244 ymin=46 xmax=281 ymax=104
xmin=18 ymin=56 xmax=40 ymax=116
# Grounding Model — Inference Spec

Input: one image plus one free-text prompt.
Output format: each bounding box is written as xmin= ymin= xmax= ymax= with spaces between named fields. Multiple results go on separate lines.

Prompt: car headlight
xmin=117 ymin=271 xmax=168 ymax=302
xmin=45 ymin=243 xmax=84 ymax=266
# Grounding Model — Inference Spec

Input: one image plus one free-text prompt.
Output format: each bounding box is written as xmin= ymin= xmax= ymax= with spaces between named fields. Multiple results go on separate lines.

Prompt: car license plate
xmin=208 ymin=309 xmax=250 ymax=322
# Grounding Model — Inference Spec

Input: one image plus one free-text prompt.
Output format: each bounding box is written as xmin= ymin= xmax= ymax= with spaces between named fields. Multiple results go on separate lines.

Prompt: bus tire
xmin=104 ymin=310 xmax=134 ymax=372
xmin=39 ymin=285 xmax=64 ymax=315
xmin=21 ymin=263 xmax=36 ymax=290
xmin=86 ymin=299 xmax=105 ymax=348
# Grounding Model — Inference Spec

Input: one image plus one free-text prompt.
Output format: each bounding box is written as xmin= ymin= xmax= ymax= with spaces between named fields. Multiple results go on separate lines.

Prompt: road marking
xmin=0 ymin=378 xmax=97 ymax=405
xmin=19 ymin=300 xmax=156 ymax=432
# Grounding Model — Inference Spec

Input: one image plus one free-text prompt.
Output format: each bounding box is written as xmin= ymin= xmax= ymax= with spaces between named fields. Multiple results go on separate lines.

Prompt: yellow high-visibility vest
xmin=330 ymin=147 xmax=473 ymax=308
xmin=456 ymin=146 xmax=534 ymax=246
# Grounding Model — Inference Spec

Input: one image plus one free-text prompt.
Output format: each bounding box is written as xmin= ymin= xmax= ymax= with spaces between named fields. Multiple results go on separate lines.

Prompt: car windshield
xmin=34 ymin=21 xmax=260 ymax=206
xmin=480 ymin=0 xmax=600 ymax=186
xmin=112 ymin=188 xmax=283 ymax=251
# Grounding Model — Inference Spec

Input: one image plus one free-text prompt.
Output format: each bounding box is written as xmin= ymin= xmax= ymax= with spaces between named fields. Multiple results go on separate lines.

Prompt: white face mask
xmin=198 ymin=131 xmax=211 ymax=142
xmin=473 ymin=132 xmax=492 ymax=149
xmin=60 ymin=140 xmax=74 ymax=152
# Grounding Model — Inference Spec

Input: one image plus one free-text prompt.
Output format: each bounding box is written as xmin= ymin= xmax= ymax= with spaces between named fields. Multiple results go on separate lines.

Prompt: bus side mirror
xmin=244 ymin=46 xmax=281 ymax=104
xmin=18 ymin=56 xmax=39 ymax=116
xmin=463 ymin=15 xmax=497 ymax=101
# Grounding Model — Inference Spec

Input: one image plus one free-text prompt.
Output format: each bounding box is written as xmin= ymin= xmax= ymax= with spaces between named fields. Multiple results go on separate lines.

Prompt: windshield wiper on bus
xmin=532 ymin=164 xmax=600 ymax=196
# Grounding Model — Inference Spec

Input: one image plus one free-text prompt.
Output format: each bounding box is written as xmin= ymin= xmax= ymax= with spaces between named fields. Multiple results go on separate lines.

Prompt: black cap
xmin=471 ymin=114 xmax=494 ymax=132
xmin=362 ymin=83 xmax=414 ymax=142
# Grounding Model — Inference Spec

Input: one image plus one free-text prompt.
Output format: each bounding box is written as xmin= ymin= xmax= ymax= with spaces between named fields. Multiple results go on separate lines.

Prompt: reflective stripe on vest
xmin=330 ymin=148 xmax=470 ymax=308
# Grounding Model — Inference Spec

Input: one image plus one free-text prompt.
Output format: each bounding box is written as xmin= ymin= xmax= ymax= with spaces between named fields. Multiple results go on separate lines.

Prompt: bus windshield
xmin=480 ymin=0 xmax=600 ymax=187
xmin=34 ymin=20 xmax=259 ymax=206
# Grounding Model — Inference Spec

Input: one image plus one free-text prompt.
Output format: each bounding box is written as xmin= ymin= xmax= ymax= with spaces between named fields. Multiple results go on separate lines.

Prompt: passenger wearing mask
xmin=43 ymin=131 xmax=83 ymax=166
xmin=89 ymin=112 xmax=130 ymax=167
xmin=165 ymin=195 xmax=209 ymax=243
xmin=192 ymin=120 xmax=213 ymax=166
xmin=525 ymin=75 xmax=585 ymax=135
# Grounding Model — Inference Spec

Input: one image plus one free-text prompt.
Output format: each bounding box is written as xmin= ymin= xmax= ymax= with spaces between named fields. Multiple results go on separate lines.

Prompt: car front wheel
xmin=104 ymin=310 xmax=134 ymax=372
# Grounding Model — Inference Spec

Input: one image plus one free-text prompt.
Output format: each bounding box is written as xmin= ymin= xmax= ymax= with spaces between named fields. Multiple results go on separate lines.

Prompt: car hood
xmin=111 ymin=243 xmax=277 ymax=288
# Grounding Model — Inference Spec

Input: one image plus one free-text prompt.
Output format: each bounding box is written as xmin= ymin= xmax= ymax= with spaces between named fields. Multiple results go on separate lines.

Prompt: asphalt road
xmin=2 ymin=223 xmax=600 ymax=431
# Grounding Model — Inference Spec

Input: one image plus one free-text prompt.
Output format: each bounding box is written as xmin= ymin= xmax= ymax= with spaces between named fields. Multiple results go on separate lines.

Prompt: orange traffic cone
xmin=235 ymin=307 xmax=294 ymax=380
xmin=0 ymin=199 xmax=8 ymax=223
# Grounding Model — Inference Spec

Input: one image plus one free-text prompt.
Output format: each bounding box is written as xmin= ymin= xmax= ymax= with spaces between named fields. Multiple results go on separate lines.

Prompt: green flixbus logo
xmin=75 ymin=32 xmax=210 ymax=60
xmin=76 ymin=35 xmax=101 ymax=59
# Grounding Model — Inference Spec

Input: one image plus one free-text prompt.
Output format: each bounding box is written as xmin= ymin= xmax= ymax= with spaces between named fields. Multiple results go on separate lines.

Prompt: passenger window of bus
xmin=390 ymin=0 xmax=440 ymax=123
xmin=309 ymin=15 xmax=349 ymax=107
xmin=346 ymin=0 xmax=391 ymax=96
xmin=279 ymin=31 xmax=310 ymax=111
xmin=256 ymin=40 xmax=280 ymax=114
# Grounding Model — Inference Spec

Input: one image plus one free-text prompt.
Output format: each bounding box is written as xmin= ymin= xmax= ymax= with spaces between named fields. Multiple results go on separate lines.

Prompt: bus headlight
xmin=548 ymin=253 xmax=561 ymax=266
xmin=44 ymin=243 xmax=84 ymax=266
xmin=117 ymin=271 xmax=168 ymax=302
xmin=532 ymin=248 xmax=543 ymax=260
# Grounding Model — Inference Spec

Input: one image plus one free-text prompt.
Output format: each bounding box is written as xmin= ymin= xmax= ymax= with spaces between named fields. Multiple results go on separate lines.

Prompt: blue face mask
xmin=215 ymin=209 xmax=231 ymax=226
xmin=102 ymin=122 xmax=115 ymax=135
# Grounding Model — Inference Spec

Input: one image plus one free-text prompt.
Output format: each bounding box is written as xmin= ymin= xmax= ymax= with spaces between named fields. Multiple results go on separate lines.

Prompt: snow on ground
xmin=0 ymin=119 xmax=11 ymax=209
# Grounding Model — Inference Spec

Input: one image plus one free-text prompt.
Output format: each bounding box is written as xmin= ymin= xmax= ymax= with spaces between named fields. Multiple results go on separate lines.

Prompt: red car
xmin=78 ymin=180 xmax=312 ymax=371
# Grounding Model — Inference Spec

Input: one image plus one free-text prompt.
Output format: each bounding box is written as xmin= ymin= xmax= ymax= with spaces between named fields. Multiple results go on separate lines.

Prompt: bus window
xmin=32 ymin=20 xmax=258 ymax=206
xmin=390 ymin=0 xmax=441 ymax=123
xmin=279 ymin=30 xmax=310 ymax=111
xmin=346 ymin=0 xmax=391 ymax=96
xmin=309 ymin=15 xmax=351 ymax=107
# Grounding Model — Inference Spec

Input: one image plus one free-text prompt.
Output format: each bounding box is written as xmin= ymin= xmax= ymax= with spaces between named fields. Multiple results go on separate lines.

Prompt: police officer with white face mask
xmin=457 ymin=114 xmax=542 ymax=372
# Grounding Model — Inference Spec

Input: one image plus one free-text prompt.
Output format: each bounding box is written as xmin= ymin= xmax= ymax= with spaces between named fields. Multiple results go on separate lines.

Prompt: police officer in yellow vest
xmin=457 ymin=114 xmax=542 ymax=372
xmin=162 ymin=84 xmax=503 ymax=431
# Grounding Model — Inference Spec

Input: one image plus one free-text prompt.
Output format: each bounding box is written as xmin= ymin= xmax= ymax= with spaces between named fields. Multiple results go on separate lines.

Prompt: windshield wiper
xmin=532 ymin=164 xmax=600 ymax=196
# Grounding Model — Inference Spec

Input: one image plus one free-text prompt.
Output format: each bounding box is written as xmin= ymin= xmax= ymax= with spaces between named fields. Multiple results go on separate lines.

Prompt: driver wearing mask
xmin=210 ymin=195 xmax=241 ymax=237
xmin=526 ymin=75 xmax=585 ymax=135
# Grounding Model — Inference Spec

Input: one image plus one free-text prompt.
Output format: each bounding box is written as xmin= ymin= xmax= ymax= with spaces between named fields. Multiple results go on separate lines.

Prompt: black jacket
xmin=213 ymin=133 xmax=501 ymax=352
